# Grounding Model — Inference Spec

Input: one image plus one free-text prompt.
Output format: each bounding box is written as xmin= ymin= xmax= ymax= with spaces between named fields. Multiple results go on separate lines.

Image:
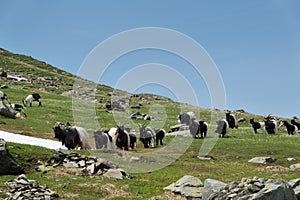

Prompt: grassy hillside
xmin=0 ymin=48 xmax=299 ymax=199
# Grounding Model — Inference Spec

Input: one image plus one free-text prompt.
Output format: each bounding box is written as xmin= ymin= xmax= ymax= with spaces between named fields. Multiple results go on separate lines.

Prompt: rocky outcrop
xmin=0 ymin=139 xmax=25 ymax=175
xmin=164 ymin=176 xmax=298 ymax=200
xmin=4 ymin=174 xmax=59 ymax=200
xmin=212 ymin=177 xmax=296 ymax=200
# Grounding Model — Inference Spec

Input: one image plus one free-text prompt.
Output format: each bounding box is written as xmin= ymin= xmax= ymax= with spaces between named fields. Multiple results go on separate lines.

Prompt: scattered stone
xmin=248 ymin=157 xmax=276 ymax=164
xmin=39 ymin=150 xmax=129 ymax=179
xmin=288 ymin=158 xmax=296 ymax=162
xmin=5 ymin=174 xmax=59 ymax=200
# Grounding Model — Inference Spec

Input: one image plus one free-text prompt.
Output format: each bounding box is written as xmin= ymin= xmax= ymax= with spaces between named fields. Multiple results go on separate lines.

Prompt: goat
xmin=129 ymin=132 xmax=137 ymax=150
xmin=226 ymin=112 xmax=238 ymax=129
xmin=94 ymin=130 xmax=112 ymax=149
xmin=139 ymin=125 xmax=156 ymax=148
xmin=249 ymin=118 xmax=267 ymax=134
xmin=53 ymin=122 xmax=91 ymax=150
xmin=264 ymin=115 xmax=278 ymax=134
xmin=178 ymin=111 xmax=196 ymax=125
xmin=23 ymin=93 xmax=42 ymax=107
xmin=215 ymin=119 xmax=229 ymax=138
xmin=282 ymin=121 xmax=298 ymax=135
xmin=0 ymin=91 xmax=10 ymax=104
xmin=9 ymin=104 xmax=27 ymax=117
xmin=115 ymin=126 xmax=130 ymax=150
xmin=189 ymin=119 xmax=200 ymax=138
xmin=199 ymin=120 xmax=208 ymax=138
xmin=291 ymin=119 xmax=300 ymax=130
xmin=154 ymin=129 xmax=166 ymax=146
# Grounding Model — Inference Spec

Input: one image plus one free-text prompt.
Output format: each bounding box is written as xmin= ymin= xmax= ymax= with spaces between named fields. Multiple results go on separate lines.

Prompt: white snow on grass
xmin=0 ymin=130 xmax=66 ymax=150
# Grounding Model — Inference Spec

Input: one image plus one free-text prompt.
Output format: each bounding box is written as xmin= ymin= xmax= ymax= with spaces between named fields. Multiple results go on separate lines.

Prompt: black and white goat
xmin=226 ymin=112 xmax=238 ymax=129
xmin=0 ymin=91 xmax=10 ymax=104
xmin=53 ymin=122 xmax=91 ymax=150
xmin=189 ymin=120 xmax=208 ymax=138
xmin=23 ymin=93 xmax=42 ymax=107
xmin=139 ymin=125 xmax=156 ymax=148
xmin=199 ymin=120 xmax=208 ymax=138
xmin=154 ymin=129 xmax=166 ymax=146
xmin=291 ymin=119 xmax=300 ymax=130
xmin=94 ymin=130 xmax=112 ymax=149
xmin=9 ymin=104 xmax=27 ymax=117
xmin=178 ymin=111 xmax=196 ymax=125
xmin=282 ymin=121 xmax=298 ymax=135
xmin=264 ymin=115 xmax=278 ymax=134
xmin=215 ymin=119 xmax=229 ymax=138
xmin=249 ymin=118 xmax=266 ymax=134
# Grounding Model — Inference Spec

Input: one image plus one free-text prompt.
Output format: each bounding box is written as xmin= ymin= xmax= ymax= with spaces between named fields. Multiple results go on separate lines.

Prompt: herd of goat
xmin=0 ymin=90 xmax=42 ymax=118
xmin=1 ymin=90 xmax=299 ymax=151
xmin=53 ymin=111 xmax=300 ymax=151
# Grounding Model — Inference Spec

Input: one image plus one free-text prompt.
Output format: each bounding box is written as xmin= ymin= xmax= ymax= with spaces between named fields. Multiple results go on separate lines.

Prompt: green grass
xmin=1 ymin=129 xmax=300 ymax=199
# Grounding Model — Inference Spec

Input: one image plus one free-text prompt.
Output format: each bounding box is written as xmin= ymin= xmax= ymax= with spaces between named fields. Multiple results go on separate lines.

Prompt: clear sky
xmin=0 ymin=0 xmax=299 ymax=118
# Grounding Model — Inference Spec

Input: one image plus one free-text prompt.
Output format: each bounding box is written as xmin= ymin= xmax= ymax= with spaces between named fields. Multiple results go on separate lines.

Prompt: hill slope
xmin=0 ymin=48 xmax=266 ymax=139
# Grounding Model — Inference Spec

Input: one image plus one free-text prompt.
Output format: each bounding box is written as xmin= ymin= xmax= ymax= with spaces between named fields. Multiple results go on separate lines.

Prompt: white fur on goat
xmin=73 ymin=126 xmax=91 ymax=150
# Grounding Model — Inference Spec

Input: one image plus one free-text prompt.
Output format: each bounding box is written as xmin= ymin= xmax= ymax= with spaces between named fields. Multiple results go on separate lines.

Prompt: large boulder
xmin=0 ymin=138 xmax=25 ymax=175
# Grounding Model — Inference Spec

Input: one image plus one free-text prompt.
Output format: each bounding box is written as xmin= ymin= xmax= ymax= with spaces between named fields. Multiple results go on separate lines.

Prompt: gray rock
xmin=0 ymin=138 xmax=25 ymax=175
xmin=248 ymin=157 xmax=276 ymax=164
xmin=202 ymin=178 xmax=227 ymax=200
xmin=103 ymin=169 xmax=124 ymax=180
xmin=287 ymin=158 xmax=296 ymax=162
xmin=290 ymin=163 xmax=300 ymax=169
xmin=164 ymin=175 xmax=203 ymax=198
xmin=251 ymin=179 xmax=296 ymax=200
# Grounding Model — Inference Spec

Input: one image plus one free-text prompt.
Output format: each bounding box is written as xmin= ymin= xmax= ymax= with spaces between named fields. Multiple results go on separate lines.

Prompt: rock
xmin=251 ymin=179 xmax=296 ymax=200
xmin=197 ymin=155 xmax=213 ymax=161
xmin=35 ymin=165 xmax=53 ymax=173
xmin=44 ymin=150 xmax=127 ymax=178
xmin=0 ymin=138 xmax=25 ymax=175
xmin=202 ymin=179 xmax=227 ymax=200
xmin=5 ymin=175 xmax=59 ymax=199
xmin=288 ymin=158 xmax=296 ymax=162
xmin=164 ymin=175 xmax=203 ymax=198
xmin=248 ymin=157 xmax=276 ymax=164
xmin=103 ymin=169 xmax=124 ymax=180
xmin=290 ymin=163 xmax=300 ymax=169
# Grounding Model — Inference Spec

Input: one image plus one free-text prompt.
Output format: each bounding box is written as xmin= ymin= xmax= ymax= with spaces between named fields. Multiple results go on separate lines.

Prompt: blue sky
xmin=0 ymin=1 xmax=300 ymax=118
